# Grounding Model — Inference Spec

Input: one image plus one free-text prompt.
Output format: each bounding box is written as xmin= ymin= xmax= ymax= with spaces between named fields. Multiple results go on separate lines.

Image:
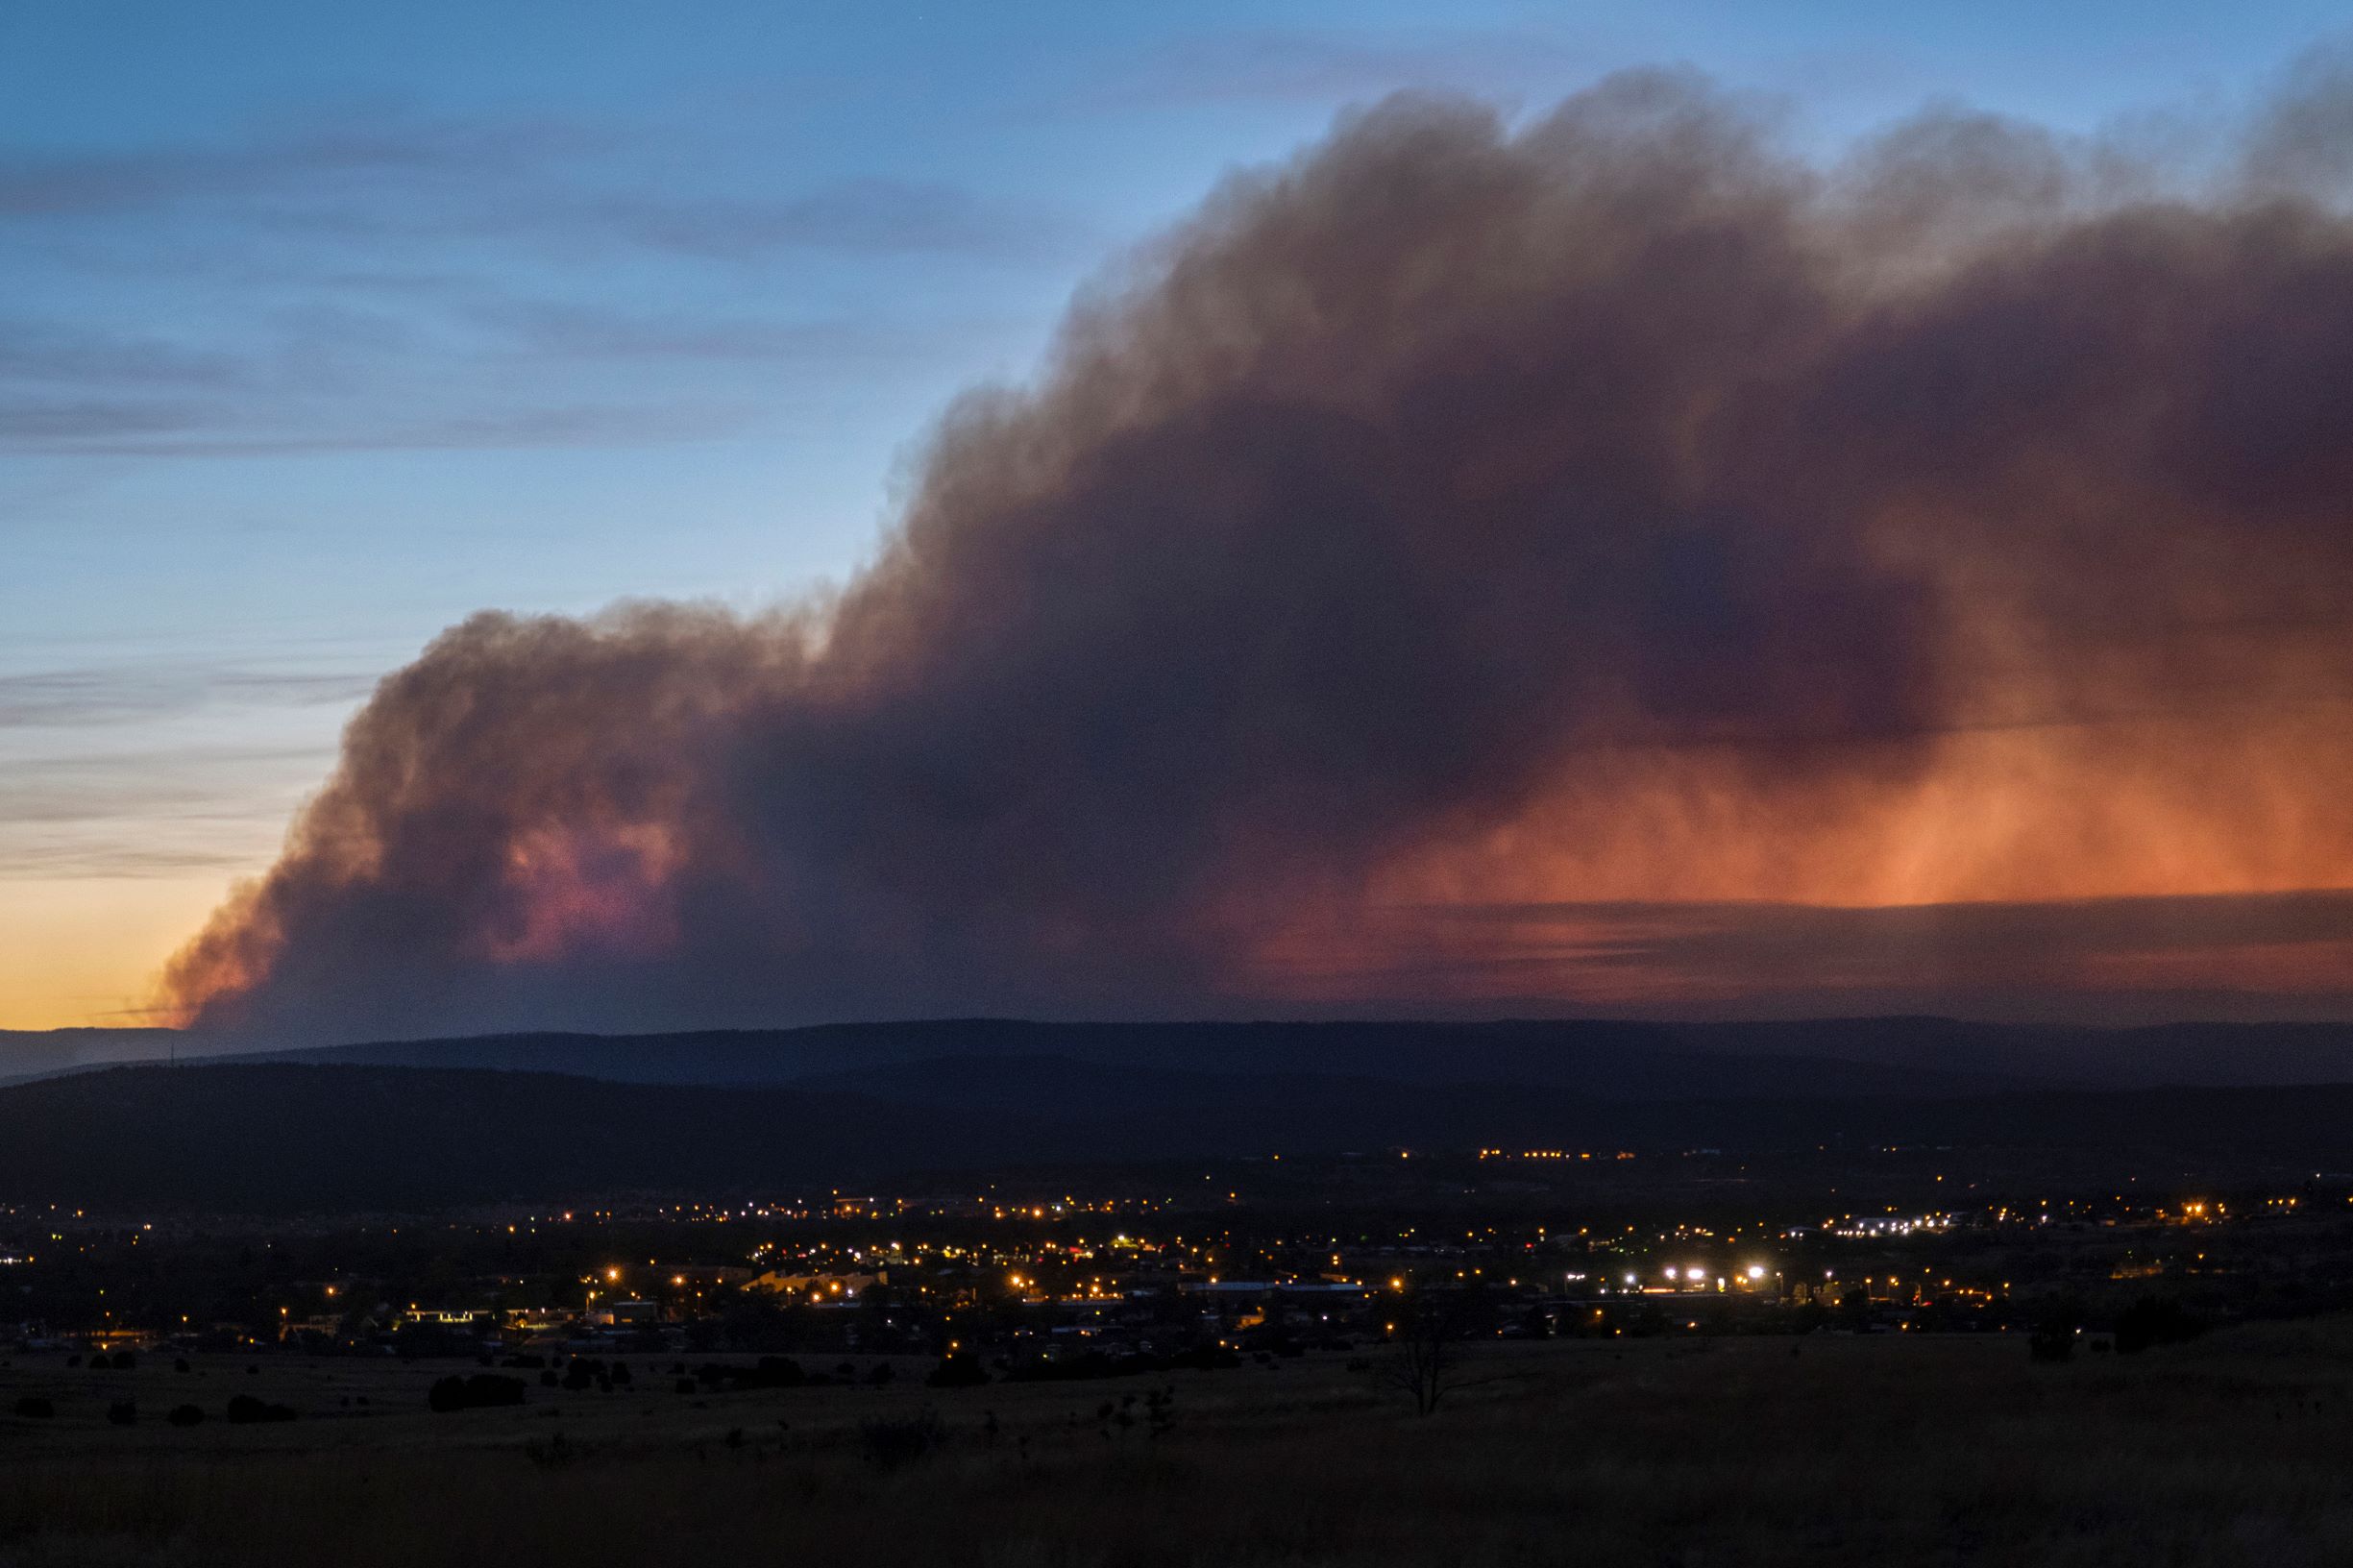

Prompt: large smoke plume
xmin=167 ymin=67 xmax=2353 ymax=1039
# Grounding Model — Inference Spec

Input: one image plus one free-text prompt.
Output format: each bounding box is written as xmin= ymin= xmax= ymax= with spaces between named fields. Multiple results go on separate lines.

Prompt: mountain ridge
xmin=15 ymin=1017 xmax=2353 ymax=1103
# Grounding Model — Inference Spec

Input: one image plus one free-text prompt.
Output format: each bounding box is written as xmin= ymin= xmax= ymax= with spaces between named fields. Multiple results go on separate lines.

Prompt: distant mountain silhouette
xmin=0 ymin=1028 xmax=180 ymax=1087
xmin=207 ymin=1014 xmax=2353 ymax=1094
xmin=241 ymin=1017 xmax=2045 ymax=1098
xmin=20 ymin=1016 xmax=2353 ymax=1095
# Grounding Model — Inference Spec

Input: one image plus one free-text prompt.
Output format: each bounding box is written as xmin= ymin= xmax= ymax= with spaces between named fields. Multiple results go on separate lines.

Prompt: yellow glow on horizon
xmin=0 ymin=874 xmax=237 ymax=1032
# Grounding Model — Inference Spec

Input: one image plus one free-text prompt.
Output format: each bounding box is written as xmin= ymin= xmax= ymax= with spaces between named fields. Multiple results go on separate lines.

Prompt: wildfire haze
xmin=165 ymin=70 xmax=2353 ymax=1040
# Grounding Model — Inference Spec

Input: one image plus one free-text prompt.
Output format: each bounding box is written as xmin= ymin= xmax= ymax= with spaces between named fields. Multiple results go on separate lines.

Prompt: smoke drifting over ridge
xmin=168 ymin=68 xmax=2353 ymax=1039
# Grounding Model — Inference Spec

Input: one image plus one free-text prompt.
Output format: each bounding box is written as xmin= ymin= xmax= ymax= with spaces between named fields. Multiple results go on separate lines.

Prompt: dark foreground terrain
xmin=7 ymin=1322 xmax=2353 ymax=1566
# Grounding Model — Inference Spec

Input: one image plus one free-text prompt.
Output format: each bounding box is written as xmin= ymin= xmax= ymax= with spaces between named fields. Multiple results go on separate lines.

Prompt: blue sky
xmin=1 ymin=0 xmax=2346 ymax=1025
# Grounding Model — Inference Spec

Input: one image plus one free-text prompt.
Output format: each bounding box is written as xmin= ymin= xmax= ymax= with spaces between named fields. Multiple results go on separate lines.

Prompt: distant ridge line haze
xmin=12 ymin=1016 xmax=2353 ymax=1093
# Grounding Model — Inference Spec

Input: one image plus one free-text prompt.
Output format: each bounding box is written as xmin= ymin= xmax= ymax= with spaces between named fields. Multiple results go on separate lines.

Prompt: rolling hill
xmin=7 ymin=1057 xmax=2353 ymax=1212
xmin=235 ymin=1016 xmax=2353 ymax=1095
xmin=238 ymin=1017 xmax=2041 ymax=1098
xmin=19 ymin=1017 xmax=2353 ymax=1101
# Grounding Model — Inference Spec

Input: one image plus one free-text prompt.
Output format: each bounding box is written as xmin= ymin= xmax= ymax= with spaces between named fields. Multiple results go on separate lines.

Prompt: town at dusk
xmin=6 ymin=2 xmax=2353 ymax=1562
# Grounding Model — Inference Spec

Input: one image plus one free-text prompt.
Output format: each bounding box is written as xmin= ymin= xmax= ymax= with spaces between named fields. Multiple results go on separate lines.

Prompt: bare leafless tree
xmin=1375 ymin=1288 xmax=1469 ymax=1415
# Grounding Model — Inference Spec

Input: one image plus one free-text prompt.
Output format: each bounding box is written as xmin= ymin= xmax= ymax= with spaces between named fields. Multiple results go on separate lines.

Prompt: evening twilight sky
xmin=6 ymin=2 xmax=2352 ymax=1036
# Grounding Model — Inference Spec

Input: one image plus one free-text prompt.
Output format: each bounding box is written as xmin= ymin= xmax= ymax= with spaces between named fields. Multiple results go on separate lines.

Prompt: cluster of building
xmin=8 ymin=1174 xmax=2351 ymax=1360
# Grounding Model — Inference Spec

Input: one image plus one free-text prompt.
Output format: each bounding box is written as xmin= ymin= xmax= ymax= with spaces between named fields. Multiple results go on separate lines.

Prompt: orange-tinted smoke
xmin=164 ymin=70 xmax=2353 ymax=1039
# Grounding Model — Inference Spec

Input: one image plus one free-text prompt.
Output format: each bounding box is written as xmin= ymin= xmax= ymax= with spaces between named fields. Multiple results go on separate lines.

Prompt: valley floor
xmin=5 ymin=1323 xmax=2353 ymax=1565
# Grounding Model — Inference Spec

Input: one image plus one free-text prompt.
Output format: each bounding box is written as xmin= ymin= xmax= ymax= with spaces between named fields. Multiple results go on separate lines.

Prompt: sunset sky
xmin=7 ymin=1 xmax=2352 ymax=1035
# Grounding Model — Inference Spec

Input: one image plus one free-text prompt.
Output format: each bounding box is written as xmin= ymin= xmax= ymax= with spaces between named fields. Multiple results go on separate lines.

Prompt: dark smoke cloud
xmin=169 ymin=67 xmax=2353 ymax=1041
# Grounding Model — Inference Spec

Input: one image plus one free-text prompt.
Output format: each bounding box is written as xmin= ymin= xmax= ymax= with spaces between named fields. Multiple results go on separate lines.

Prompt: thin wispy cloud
xmin=468 ymin=296 xmax=1020 ymax=365
xmin=0 ymin=323 xmax=243 ymax=386
xmin=1074 ymin=27 xmax=1604 ymax=110
xmin=1 ymin=106 xmax=1076 ymax=462
xmin=0 ymin=110 xmax=600 ymax=220
xmin=0 ymin=664 xmax=376 ymax=729
xmin=1337 ymin=891 xmax=2353 ymax=1021
xmin=0 ymin=664 xmax=356 ymax=879
xmin=0 ymin=743 xmax=333 ymax=878
xmin=0 ymin=400 xmax=762 ymax=458
xmin=0 ymin=110 xmax=1072 ymax=261
xmin=1 ymin=837 xmax=292 ymax=880
xmin=0 ymin=400 xmax=208 ymax=441
xmin=595 ymin=179 xmax=1083 ymax=261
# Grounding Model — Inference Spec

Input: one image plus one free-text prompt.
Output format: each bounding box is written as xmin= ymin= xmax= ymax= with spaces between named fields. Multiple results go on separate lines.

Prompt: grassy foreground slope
xmin=5 ymin=1322 xmax=2353 ymax=1565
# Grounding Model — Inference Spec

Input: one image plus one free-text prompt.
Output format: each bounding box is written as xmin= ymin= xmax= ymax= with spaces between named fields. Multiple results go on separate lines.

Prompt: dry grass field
xmin=7 ymin=1322 xmax=2353 ymax=1566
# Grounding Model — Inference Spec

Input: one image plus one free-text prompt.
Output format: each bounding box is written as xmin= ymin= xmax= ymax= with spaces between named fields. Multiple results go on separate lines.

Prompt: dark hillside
xmin=7 ymin=1061 xmax=2353 ymax=1213
xmin=247 ymin=1017 xmax=2037 ymax=1097
xmin=0 ymin=1065 xmax=1017 ymax=1212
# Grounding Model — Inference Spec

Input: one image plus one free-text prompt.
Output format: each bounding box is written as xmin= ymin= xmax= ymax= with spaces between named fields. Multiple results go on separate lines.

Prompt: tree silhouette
xmin=1376 ymin=1287 xmax=1472 ymax=1415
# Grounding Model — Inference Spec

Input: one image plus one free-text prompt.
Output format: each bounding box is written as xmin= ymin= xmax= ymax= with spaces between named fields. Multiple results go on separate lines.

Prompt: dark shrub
xmin=225 ymin=1394 xmax=297 ymax=1424
xmin=14 ymin=1396 xmax=56 ymax=1419
xmin=608 ymin=1360 xmax=632 ymax=1386
xmin=107 ymin=1400 xmax=137 ymax=1427
xmin=2030 ymin=1299 xmax=2084 ymax=1363
xmin=539 ymin=1369 xmax=558 ymax=1387
xmin=2029 ymin=1325 xmax=2075 ymax=1362
xmin=173 ymin=1359 xmax=191 ymax=1374
xmin=740 ymin=1357 xmax=805 ymax=1390
xmin=926 ymin=1353 xmax=989 ymax=1388
xmin=2115 ymin=1297 xmax=2206 ymax=1355
xmin=110 ymin=1351 xmax=135 ymax=1371
xmin=866 ymin=1361 xmax=895 ymax=1386
xmin=431 ymin=1373 xmax=528 ymax=1412
xmin=166 ymin=1405 xmax=205 ymax=1427
xmin=860 ymin=1409 xmax=947 ymax=1471
xmin=472 ymin=1374 xmax=527 ymax=1407
xmin=674 ymin=1378 xmax=698 ymax=1395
